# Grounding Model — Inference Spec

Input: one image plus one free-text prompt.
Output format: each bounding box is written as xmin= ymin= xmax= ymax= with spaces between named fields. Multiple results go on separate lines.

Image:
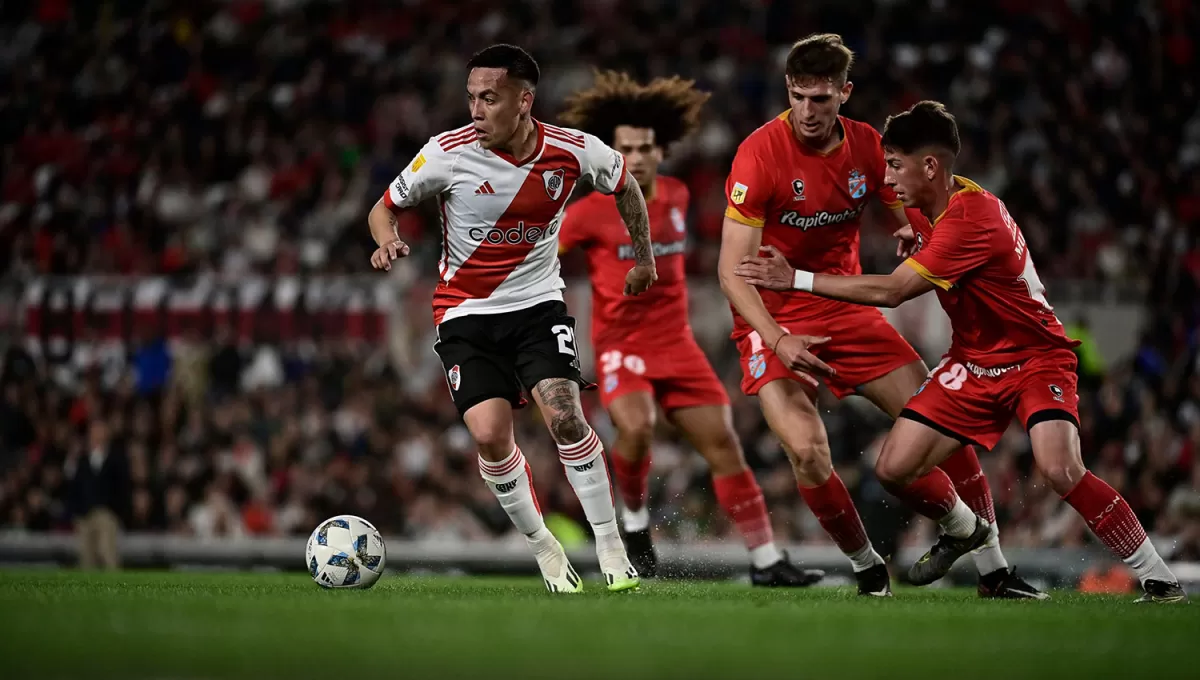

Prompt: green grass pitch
xmin=0 ymin=570 xmax=1196 ymax=679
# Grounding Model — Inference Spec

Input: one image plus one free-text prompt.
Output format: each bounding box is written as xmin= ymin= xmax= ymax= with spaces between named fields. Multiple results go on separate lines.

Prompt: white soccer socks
xmin=478 ymin=447 xmax=545 ymax=535
xmin=558 ymin=429 xmax=639 ymax=591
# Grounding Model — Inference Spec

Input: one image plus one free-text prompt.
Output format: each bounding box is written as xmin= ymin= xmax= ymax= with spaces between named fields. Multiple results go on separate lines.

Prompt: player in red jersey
xmin=736 ymin=100 xmax=1186 ymax=603
xmin=557 ymin=72 xmax=823 ymax=586
xmin=718 ymin=34 xmax=1042 ymax=598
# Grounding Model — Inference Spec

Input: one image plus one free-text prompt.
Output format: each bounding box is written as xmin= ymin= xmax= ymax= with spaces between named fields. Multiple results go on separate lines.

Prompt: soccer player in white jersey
xmin=367 ymin=44 xmax=657 ymax=593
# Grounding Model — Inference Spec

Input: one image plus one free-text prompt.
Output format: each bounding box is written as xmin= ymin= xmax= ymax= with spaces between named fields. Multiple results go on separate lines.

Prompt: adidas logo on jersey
xmin=474 ymin=181 xmax=496 ymax=195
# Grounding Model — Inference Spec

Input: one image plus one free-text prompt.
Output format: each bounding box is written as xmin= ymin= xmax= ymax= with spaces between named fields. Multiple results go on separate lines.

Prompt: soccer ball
xmin=305 ymin=515 xmax=387 ymax=589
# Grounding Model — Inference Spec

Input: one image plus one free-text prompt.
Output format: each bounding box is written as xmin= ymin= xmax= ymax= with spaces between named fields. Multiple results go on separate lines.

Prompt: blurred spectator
xmin=66 ymin=420 xmax=129 ymax=569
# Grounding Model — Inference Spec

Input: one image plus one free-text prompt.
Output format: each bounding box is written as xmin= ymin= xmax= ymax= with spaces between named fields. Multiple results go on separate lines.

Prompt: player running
xmin=368 ymin=45 xmax=657 ymax=594
xmin=736 ymin=100 xmax=1187 ymax=603
xmin=557 ymin=71 xmax=824 ymax=586
xmin=718 ymin=33 xmax=1042 ymax=598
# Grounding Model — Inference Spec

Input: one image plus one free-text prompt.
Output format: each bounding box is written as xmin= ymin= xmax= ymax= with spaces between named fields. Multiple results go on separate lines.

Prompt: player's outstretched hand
xmin=624 ymin=263 xmax=658 ymax=296
xmin=734 ymin=245 xmax=794 ymax=290
xmin=774 ymin=334 xmax=835 ymax=378
xmin=894 ymin=225 xmax=918 ymax=258
xmin=370 ymin=239 xmax=410 ymax=271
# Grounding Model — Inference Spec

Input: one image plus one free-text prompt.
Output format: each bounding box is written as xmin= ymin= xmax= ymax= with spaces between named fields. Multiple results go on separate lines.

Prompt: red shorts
xmin=595 ymin=338 xmax=730 ymax=412
xmin=733 ymin=305 xmax=921 ymax=398
xmin=902 ymin=348 xmax=1081 ymax=451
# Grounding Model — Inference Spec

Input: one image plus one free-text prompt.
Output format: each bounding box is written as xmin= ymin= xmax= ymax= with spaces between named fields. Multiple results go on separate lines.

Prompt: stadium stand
xmin=0 ymin=0 xmax=1197 ymax=577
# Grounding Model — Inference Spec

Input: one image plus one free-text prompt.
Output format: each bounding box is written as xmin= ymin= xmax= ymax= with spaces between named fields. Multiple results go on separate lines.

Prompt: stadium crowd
xmin=1 ymin=0 xmax=1198 ymax=571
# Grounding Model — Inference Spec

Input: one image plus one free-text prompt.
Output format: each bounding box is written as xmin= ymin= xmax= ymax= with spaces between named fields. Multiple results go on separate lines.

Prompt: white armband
xmin=792 ymin=269 xmax=814 ymax=292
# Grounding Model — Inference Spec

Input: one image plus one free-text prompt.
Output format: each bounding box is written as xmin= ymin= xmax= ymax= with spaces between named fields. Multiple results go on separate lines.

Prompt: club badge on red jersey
xmin=848 ymin=169 xmax=867 ymax=199
xmin=671 ymin=207 xmax=686 ymax=233
xmin=792 ymin=179 xmax=806 ymax=201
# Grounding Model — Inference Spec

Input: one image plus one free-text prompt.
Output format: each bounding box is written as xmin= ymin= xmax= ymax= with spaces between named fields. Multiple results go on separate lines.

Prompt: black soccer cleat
xmin=855 ymin=564 xmax=893 ymax=597
xmin=1134 ymin=580 xmax=1188 ymax=604
xmin=750 ymin=551 xmax=825 ymax=587
xmin=623 ymin=528 xmax=658 ymax=578
xmin=978 ymin=567 xmax=1050 ymax=600
xmin=908 ymin=516 xmax=992 ymax=586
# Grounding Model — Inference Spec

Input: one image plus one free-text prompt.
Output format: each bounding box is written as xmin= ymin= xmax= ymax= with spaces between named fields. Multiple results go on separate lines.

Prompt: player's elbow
xmin=717 ymin=263 xmax=742 ymax=297
xmin=368 ymin=199 xmax=390 ymax=224
xmin=878 ymin=276 xmax=921 ymax=308
xmin=878 ymin=288 xmax=905 ymax=309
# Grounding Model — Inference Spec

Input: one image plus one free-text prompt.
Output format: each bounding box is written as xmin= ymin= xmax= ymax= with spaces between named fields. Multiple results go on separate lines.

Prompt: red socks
xmin=882 ymin=468 xmax=959 ymax=521
xmin=713 ymin=469 xmax=775 ymax=549
xmin=938 ymin=446 xmax=997 ymax=524
xmin=797 ymin=473 xmax=870 ymax=553
xmin=1063 ymin=471 xmax=1147 ymax=559
xmin=609 ymin=451 xmax=651 ymax=511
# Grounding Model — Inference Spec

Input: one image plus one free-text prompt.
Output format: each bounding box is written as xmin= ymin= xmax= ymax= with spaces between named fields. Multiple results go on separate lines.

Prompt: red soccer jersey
xmin=724 ymin=112 xmax=902 ymax=331
xmin=560 ymin=175 xmax=691 ymax=350
xmin=904 ymin=176 xmax=1079 ymax=364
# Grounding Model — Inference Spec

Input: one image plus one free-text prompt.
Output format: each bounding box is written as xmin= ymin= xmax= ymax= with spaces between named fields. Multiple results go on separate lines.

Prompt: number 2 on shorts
xmin=551 ymin=324 xmax=576 ymax=356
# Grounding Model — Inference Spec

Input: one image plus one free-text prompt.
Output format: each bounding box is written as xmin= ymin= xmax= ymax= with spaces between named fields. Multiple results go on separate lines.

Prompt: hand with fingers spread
xmin=772 ymin=333 xmax=835 ymax=378
xmin=894 ymin=224 xmax=918 ymax=258
xmin=370 ymin=239 xmax=410 ymax=271
xmin=734 ymin=245 xmax=795 ymax=291
xmin=624 ymin=263 xmax=658 ymax=296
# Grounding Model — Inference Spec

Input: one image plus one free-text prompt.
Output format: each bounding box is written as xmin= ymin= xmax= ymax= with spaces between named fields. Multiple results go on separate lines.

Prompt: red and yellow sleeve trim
xmin=724 ymin=205 xmax=764 ymax=228
xmin=903 ymin=258 xmax=953 ymax=291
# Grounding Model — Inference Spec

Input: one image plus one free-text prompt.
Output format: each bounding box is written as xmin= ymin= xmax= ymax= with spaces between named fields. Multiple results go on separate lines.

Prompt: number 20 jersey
xmin=903 ymin=176 xmax=1079 ymax=365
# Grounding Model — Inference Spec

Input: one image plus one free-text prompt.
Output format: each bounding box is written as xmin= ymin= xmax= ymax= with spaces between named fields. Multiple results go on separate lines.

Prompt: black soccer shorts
xmin=433 ymin=300 xmax=592 ymax=415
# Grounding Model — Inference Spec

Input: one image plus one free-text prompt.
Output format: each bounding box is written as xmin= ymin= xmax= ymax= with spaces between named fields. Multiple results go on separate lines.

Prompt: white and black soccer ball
xmin=305 ymin=515 xmax=386 ymax=589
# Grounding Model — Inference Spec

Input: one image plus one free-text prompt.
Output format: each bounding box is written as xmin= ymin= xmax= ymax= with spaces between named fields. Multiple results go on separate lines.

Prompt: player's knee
xmin=874 ymin=437 xmax=925 ymax=487
xmin=549 ymin=408 xmax=591 ymax=446
xmin=874 ymin=453 xmax=919 ymax=488
xmin=616 ymin=414 xmax=656 ymax=454
xmin=785 ymin=439 xmax=833 ymax=484
xmin=701 ymin=431 xmax=747 ymax=477
xmin=1038 ymin=459 xmax=1087 ymax=495
xmin=466 ymin=420 xmax=514 ymax=458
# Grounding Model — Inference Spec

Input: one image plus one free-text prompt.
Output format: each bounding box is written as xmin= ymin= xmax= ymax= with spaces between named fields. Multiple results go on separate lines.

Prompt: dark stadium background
xmin=0 ymin=0 xmax=1197 ymax=591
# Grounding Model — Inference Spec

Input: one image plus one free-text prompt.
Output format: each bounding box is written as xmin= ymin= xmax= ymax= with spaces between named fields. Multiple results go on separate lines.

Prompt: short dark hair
xmin=466 ymin=44 xmax=540 ymax=89
xmin=881 ymin=100 xmax=962 ymax=158
xmin=785 ymin=33 xmax=854 ymax=85
xmin=558 ymin=71 xmax=710 ymax=147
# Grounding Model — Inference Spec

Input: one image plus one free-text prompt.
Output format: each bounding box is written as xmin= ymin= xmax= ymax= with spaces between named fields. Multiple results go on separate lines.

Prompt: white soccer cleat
xmin=534 ymin=539 xmax=583 ymax=594
xmin=597 ymin=542 xmax=641 ymax=592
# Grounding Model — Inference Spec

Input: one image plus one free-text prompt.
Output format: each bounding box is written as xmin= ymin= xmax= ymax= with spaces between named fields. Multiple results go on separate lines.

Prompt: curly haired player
xmin=557 ymin=71 xmax=823 ymax=586
xmin=719 ymin=34 xmax=1042 ymax=597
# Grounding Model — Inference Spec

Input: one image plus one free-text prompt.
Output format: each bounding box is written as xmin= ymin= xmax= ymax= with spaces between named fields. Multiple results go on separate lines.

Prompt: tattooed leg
xmin=533 ymin=378 xmax=591 ymax=445
xmin=534 ymin=376 xmax=621 ymax=524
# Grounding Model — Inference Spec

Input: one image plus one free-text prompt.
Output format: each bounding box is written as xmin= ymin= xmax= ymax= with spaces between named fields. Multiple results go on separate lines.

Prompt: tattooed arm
xmin=614 ymin=173 xmax=657 ymax=295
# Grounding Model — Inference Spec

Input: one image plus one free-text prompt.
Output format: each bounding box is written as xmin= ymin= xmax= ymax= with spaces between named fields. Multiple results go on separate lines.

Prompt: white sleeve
xmin=382 ymin=138 xmax=453 ymax=210
xmin=581 ymin=133 xmax=628 ymax=195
